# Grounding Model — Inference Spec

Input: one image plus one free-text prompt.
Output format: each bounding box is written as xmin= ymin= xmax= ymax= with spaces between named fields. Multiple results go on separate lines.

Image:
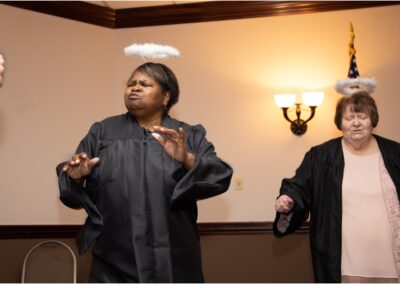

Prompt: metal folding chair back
xmin=21 ymin=240 xmax=77 ymax=283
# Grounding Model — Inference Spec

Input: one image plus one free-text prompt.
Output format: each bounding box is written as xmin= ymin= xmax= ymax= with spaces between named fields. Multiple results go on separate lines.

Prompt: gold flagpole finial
xmin=349 ymin=22 xmax=356 ymax=57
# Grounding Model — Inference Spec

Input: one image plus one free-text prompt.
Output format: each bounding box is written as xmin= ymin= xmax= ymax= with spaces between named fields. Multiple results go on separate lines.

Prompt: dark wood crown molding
xmin=1 ymin=1 xmax=399 ymax=29
xmin=0 ymin=222 xmax=310 ymax=239
xmin=0 ymin=1 xmax=115 ymax=28
xmin=115 ymin=1 xmax=400 ymax=28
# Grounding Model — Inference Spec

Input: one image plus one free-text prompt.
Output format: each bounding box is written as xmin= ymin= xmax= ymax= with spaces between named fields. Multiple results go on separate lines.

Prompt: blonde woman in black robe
xmin=57 ymin=62 xmax=233 ymax=283
xmin=274 ymin=91 xmax=400 ymax=283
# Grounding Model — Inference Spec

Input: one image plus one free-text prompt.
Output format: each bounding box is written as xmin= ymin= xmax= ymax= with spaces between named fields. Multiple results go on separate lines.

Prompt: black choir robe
xmin=273 ymin=134 xmax=400 ymax=283
xmin=57 ymin=113 xmax=233 ymax=283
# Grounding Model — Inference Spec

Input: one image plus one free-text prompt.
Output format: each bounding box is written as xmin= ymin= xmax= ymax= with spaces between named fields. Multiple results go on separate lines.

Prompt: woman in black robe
xmin=57 ymin=62 xmax=233 ymax=282
xmin=273 ymin=91 xmax=400 ymax=283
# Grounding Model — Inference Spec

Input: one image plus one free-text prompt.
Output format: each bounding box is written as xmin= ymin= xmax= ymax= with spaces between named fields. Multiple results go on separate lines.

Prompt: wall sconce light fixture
xmin=274 ymin=91 xmax=324 ymax=135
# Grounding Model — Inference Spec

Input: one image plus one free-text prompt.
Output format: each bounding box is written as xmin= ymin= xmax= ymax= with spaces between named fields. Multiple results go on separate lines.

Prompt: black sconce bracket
xmin=281 ymin=104 xmax=317 ymax=135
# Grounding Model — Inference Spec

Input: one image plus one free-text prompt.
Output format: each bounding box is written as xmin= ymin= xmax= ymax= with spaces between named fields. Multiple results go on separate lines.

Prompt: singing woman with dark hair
xmin=57 ymin=62 xmax=233 ymax=283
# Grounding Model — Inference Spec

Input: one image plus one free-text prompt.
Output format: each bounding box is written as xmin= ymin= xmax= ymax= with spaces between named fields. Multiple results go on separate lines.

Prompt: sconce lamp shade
xmin=274 ymin=91 xmax=323 ymax=135
xmin=301 ymin=91 xmax=324 ymax=107
xmin=274 ymin=94 xmax=296 ymax=108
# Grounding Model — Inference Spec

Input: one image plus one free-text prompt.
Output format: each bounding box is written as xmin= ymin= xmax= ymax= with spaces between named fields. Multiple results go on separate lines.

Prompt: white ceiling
xmin=86 ymin=1 xmax=212 ymax=9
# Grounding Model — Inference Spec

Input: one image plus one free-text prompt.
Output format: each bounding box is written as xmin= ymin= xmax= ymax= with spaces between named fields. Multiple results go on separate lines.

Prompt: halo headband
xmin=124 ymin=43 xmax=180 ymax=59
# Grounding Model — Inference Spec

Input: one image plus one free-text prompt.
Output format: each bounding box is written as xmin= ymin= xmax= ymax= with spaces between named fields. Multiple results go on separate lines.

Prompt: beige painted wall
xmin=0 ymin=4 xmax=399 ymax=224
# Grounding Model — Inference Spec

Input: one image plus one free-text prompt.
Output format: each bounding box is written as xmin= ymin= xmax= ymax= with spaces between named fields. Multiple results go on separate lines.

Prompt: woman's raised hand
xmin=151 ymin=126 xmax=195 ymax=170
xmin=0 ymin=54 xmax=5 ymax=87
xmin=63 ymin=152 xmax=100 ymax=182
xmin=275 ymin=195 xmax=294 ymax=213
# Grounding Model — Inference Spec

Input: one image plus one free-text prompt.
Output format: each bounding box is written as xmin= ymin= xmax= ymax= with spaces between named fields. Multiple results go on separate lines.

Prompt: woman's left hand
xmin=0 ymin=54 xmax=5 ymax=87
xmin=152 ymin=126 xmax=196 ymax=170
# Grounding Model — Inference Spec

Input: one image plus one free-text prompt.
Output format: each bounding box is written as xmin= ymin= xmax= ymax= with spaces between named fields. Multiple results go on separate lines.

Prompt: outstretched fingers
xmin=67 ymin=152 xmax=88 ymax=167
xmin=151 ymin=132 xmax=165 ymax=146
xmin=153 ymin=126 xmax=179 ymax=139
xmin=87 ymin=157 xmax=100 ymax=169
xmin=178 ymin=127 xmax=185 ymax=143
xmin=62 ymin=152 xmax=100 ymax=180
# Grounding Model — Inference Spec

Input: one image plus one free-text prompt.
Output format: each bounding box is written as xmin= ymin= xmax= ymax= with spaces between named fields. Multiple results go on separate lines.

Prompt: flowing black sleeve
xmin=170 ymin=124 xmax=233 ymax=206
xmin=56 ymin=123 xmax=103 ymax=226
xmin=273 ymin=149 xmax=313 ymax=237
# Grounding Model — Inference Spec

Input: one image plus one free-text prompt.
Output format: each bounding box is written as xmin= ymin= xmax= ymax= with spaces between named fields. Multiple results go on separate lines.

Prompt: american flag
xmin=347 ymin=22 xmax=360 ymax=79
xmin=347 ymin=54 xmax=360 ymax=78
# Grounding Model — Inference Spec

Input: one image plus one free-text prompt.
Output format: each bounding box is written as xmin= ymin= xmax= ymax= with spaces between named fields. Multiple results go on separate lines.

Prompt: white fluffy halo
xmin=124 ymin=43 xmax=180 ymax=59
xmin=335 ymin=77 xmax=377 ymax=96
